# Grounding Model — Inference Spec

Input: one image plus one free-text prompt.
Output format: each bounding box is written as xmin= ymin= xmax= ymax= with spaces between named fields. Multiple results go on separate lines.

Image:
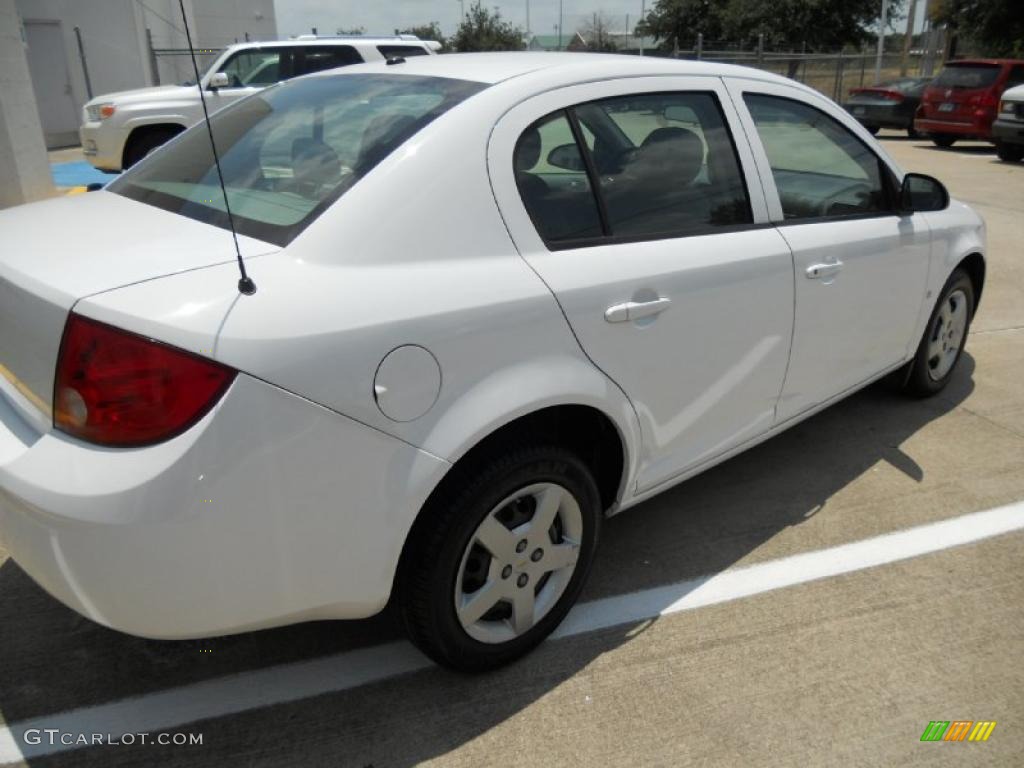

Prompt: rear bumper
xmin=992 ymin=118 xmax=1024 ymax=146
xmin=913 ymin=116 xmax=991 ymax=140
xmin=79 ymin=122 xmax=128 ymax=173
xmin=844 ymin=104 xmax=909 ymax=128
xmin=0 ymin=374 xmax=448 ymax=639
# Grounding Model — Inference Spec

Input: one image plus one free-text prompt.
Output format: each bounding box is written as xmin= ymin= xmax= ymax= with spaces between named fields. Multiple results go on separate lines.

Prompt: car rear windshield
xmin=932 ymin=63 xmax=1001 ymax=89
xmin=110 ymin=74 xmax=486 ymax=246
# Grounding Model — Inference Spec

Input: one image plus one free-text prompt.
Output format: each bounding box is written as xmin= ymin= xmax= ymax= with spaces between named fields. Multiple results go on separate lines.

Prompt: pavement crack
xmin=948 ymin=401 xmax=1024 ymax=442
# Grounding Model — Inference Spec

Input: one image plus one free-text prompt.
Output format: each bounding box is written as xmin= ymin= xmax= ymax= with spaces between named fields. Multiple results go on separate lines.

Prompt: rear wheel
xmin=907 ymin=126 xmax=920 ymax=139
xmin=864 ymin=125 xmax=880 ymax=135
xmin=931 ymin=134 xmax=957 ymax=148
xmin=902 ymin=269 xmax=974 ymax=397
xmin=996 ymin=142 xmax=1024 ymax=162
xmin=399 ymin=444 xmax=601 ymax=671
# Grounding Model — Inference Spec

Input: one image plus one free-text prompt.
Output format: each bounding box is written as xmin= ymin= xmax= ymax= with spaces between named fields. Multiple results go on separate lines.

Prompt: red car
xmin=915 ymin=59 xmax=1024 ymax=147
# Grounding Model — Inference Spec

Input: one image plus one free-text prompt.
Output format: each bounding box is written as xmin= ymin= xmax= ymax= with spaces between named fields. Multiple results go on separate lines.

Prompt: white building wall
xmin=14 ymin=0 xmax=276 ymax=144
xmin=15 ymin=0 xmax=150 ymax=118
xmin=0 ymin=0 xmax=53 ymax=206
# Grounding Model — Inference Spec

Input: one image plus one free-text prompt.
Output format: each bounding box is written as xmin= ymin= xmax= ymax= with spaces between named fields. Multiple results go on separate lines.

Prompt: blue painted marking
xmin=50 ymin=161 xmax=115 ymax=188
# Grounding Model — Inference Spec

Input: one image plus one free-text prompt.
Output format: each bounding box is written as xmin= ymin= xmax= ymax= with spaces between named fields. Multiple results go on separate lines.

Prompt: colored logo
xmin=920 ymin=721 xmax=996 ymax=742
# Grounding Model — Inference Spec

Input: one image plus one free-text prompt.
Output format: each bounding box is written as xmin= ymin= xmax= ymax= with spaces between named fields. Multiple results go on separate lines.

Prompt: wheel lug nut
xmin=517 ymin=573 xmax=529 ymax=588
xmin=516 ymin=539 xmax=527 ymax=553
xmin=531 ymin=548 xmax=543 ymax=562
xmin=501 ymin=565 xmax=512 ymax=579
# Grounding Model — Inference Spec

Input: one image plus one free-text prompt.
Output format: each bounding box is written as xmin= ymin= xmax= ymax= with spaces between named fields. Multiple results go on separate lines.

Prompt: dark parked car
xmin=915 ymin=59 xmax=1024 ymax=148
xmin=843 ymin=77 xmax=932 ymax=137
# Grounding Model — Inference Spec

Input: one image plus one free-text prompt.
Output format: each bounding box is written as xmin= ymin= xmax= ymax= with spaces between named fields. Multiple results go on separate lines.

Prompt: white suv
xmin=79 ymin=36 xmax=440 ymax=172
xmin=993 ymin=83 xmax=1024 ymax=162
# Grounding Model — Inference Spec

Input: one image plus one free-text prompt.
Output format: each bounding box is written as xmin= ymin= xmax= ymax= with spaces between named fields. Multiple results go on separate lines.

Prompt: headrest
xmin=291 ymin=137 xmax=341 ymax=186
xmin=639 ymin=126 xmax=704 ymax=185
xmin=516 ymin=127 xmax=542 ymax=171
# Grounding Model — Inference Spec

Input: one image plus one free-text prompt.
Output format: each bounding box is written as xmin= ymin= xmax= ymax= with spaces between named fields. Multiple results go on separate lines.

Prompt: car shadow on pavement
xmin=922 ymin=143 xmax=997 ymax=155
xmin=0 ymin=356 xmax=976 ymax=767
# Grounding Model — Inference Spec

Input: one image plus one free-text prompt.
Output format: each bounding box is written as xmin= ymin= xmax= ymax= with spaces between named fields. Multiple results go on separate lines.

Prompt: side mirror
xmin=547 ymin=143 xmax=585 ymax=172
xmin=900 ymin=173 xmax=949 ymax=213
xmin=208 ymin=72 xmax=230 ymax=90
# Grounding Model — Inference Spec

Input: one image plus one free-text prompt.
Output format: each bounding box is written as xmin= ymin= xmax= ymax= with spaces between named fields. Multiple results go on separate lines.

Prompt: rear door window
xmin=513 ymin=91 xmax=752 ymax=246
xmin=574 ymin=92 xmax=752 ymax=238
xmin=298 ymin=46 xmax=362 ymax=74
xmin=377 ymin=45 xmax=430 ymax=58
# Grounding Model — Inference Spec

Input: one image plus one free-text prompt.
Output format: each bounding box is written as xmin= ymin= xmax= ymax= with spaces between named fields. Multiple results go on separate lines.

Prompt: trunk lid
xmin=0 ymin=191 xmax=277 ymax=425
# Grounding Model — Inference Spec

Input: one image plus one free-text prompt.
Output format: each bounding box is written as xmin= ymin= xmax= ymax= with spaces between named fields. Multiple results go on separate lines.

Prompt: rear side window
xmin=299 ymin=46 xmax=363 ymax=74
xmin=1007 ymin=66 xmax=1024 ymax=89
xmin=744 ymin=93 xmax=890 ymax=221
xmin=377 ymin=45 xmax=430 ymax=58
xmin=933 ymin=63 xmax=1001 ymax=89
xmin=514 ymin=91 xmax=752 ymax=246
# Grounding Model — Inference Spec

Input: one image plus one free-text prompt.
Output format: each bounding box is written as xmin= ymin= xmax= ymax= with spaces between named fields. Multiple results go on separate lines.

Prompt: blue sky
xmin=273 ymin=1 xmax=919 ymax=40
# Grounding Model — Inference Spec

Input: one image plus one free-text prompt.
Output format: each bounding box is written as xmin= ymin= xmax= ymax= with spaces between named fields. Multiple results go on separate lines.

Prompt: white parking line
xmin=2 ymin=500 xmax=1024 ymax=764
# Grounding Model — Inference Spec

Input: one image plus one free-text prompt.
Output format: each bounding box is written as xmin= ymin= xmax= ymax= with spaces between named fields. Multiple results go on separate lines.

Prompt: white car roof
xmin=310 ymin=51 xmax=805 ymax=90
xmin=225 ymin=37 xmax=433 ymax=51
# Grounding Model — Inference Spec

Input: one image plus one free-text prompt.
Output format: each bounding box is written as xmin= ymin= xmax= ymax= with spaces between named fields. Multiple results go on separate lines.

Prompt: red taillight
xmin=849 ymin=88 xmax=903 ymax=102
xmin=53 ymin=314 xmax=235 ymax=447
xmin=968 ymin=90 xmax=999 ymax=108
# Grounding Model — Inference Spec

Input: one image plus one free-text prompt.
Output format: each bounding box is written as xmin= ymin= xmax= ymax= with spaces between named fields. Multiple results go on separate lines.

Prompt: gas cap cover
xmin=373 ymin=345 xmax=441 ymax=422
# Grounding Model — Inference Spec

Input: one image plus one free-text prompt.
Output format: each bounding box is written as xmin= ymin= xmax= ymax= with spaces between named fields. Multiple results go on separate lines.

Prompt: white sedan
xmin=0 ymin=53 xmax=985 ymax=671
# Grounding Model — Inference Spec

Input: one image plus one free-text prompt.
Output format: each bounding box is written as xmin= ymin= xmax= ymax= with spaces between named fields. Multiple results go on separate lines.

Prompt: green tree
xmin=930 ymin=0 xmax=1024 ymax=57
xmin=640 ymin=0 xmax=903 ymax=52
xmin=452 ymin=3 xmax=525 ymax=52
xmin=639 ymin=0 xmax=724 ymax=51
xmin=399 ymin=22 xmax=449 ymax=51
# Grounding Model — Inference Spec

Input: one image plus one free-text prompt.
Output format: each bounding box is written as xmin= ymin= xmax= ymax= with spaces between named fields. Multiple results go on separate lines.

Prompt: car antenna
xmin=177 ymin=0 xmax=256 ymax=296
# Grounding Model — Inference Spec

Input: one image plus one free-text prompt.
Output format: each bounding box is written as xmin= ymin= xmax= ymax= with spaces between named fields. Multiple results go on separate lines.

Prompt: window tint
xmin=1007 ymin=66 xmax=1024 ymax=89
xmin=514 ymin=111 xmax=603 ymax=242
xmin=377 ymin=45 xmax=430 ymax=58
xmin=514 ymin=92 xmax=752 ymax=246
xmin=933 ymin=63 xmax=1000 ymax=89
xmin=744 ymin=93 xmax=889 ymax=220
xmin=111 ymin=74 xmax=487 ymax=246
xmin=299 ymin=46 xmax=362 ymax=74
xmin=574 ymin=92 xmax=752 ymax=238
xmin=219 ymin=49 xmax=291 ymax=87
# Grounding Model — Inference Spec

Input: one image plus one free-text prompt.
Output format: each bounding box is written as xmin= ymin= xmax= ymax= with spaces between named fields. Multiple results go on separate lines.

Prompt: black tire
xmin=907 ymin=126 xmax=920 ymax=139
xmin=865 ymin=125 xmax=880 ymax=135
xmin=931 ymin=134 xmax=957 ymax=148
xmin=399 ymin=444 xmax=601 ymax=672
xmin=903 ymin=269 xmax=974 ymax=397
xmin=996 ymin=142 xmax=1024 ymax=162
xmin=123 ymin=127 xmax=181 ymax=168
